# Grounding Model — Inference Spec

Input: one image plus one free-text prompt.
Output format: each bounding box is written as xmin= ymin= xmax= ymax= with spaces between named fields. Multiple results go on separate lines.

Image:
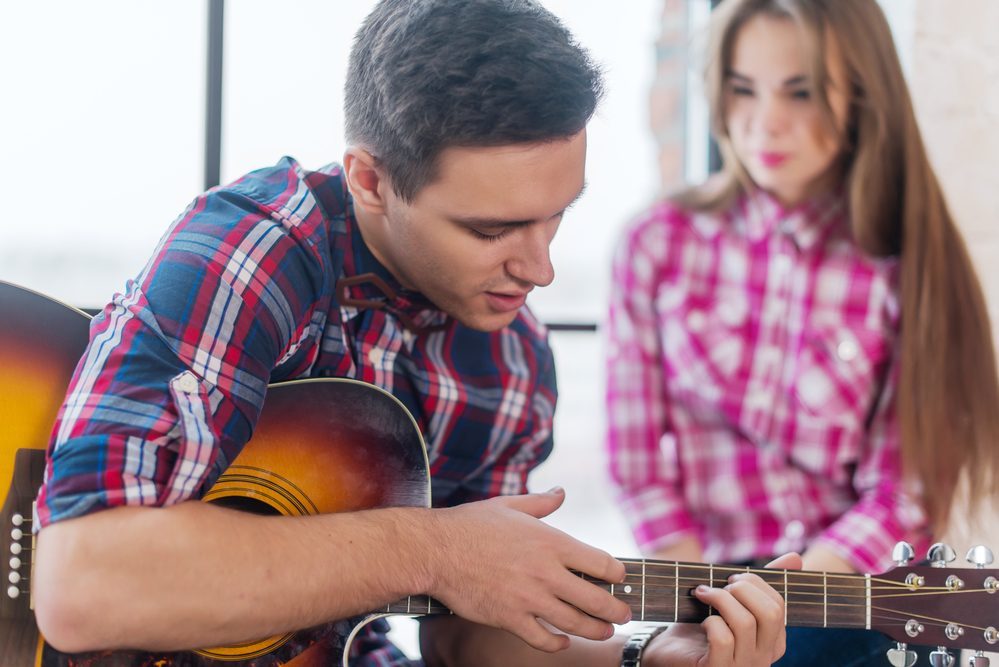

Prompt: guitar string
xmin=611 ymin=576 xmax=981 ymax=596
xmin=389 ymin=596 xmax=979 ymax=636
xmin=616 ymin=560 xmax=967 ymax=587
xmin=591 ymin=576 xmax=993 ymax=629
xmin=603 ymin=571 xmax=974 ymax=594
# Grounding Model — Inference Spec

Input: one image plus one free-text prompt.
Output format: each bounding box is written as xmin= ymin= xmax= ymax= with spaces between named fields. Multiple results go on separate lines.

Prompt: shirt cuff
xmin=617 ymin=484 xmax=697 ymax=554
xmin=811 ymin=488 xmax=930 ymax=573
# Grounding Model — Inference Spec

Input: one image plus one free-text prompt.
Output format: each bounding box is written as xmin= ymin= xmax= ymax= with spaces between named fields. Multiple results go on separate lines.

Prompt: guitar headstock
xmin=872 ymin=542 xmax=999 ymax=659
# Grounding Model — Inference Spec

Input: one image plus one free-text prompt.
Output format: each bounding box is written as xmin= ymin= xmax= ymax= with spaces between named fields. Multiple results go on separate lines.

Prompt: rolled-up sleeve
xmin=605 ymin=213 xmax=696 ymax=552
xmin=36 ymin=159 xmax=332 ymax=528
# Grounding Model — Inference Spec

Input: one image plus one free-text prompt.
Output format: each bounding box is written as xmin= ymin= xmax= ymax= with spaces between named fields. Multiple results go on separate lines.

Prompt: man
xmin=33 ymin=1 xmax=794 ymax=665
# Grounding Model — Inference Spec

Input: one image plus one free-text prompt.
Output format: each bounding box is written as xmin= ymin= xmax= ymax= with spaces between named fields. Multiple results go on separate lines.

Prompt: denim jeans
xmin=775 ymin=627 xmax=933 ymax=666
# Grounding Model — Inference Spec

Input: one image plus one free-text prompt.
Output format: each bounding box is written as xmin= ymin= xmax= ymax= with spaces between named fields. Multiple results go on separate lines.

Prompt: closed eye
xmin=470 ymin=228 xmax=511 ymax=242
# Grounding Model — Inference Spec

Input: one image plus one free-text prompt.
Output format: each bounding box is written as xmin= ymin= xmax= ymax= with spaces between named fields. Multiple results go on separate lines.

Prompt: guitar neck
xmin=385 ymin=559 xmax=871 ymax=630
xmin=605 ymin=560 xmax=870 ymax=628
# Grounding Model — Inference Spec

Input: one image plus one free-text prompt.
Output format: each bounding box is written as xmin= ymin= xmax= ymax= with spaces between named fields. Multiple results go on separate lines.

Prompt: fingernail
xmin=695 ymin=585 xmax=711 ymax=594
xmin=547 ymin=486 xmax=564 ymax=495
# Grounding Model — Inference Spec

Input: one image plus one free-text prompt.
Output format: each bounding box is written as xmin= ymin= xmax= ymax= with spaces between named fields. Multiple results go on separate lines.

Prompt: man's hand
xmin=426 ymin=488 xmax=632 ymax=652
xmin=640 ymin=553 xmax=802 ymax=667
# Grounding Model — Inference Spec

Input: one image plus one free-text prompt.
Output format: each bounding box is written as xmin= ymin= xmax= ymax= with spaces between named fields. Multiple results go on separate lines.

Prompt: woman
xmin=605 ymin=0 xmax=999 ymax=664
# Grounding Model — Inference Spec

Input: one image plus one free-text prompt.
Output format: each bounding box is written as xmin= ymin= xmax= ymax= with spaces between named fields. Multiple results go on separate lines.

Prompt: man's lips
xmin=484 ymin=290 xmax=530 ymax=312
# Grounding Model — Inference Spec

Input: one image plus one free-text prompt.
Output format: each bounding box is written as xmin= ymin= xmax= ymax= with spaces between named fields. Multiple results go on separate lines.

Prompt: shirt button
xmin=175 ymin=373 xmax=199 ymax=394
xmin=687 ymin=310 xmax=706 ymax=332
xmin=784 ymin=520 xmax=805 ymax=540
xmin=837 ymin=339 xmax=859 ymax=362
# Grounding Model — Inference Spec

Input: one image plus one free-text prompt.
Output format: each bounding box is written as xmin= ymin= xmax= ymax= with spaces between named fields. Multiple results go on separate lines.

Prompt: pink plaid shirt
xmin=605 ymin=188 xmax=931 ymax=573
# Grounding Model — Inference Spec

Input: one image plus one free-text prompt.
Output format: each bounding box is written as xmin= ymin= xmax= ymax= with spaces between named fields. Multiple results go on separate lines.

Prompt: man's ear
xmin=343 ymin=147 xmax=389 ymax=215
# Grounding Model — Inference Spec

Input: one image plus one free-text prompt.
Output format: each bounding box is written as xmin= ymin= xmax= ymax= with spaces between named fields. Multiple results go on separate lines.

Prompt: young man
xmin=32 ymin=1 xmax=794 ymax=665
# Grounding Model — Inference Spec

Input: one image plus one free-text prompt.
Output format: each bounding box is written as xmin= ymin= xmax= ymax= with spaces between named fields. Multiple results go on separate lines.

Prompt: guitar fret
xmin=823 ymin=572 xmax=827 ymax=628
xmin=864 ymin=574 xmax=870 ymax=630
xmin=783 ymin=569 xmax=788 ymax=627
xmin=709 ymin=563 xmax=715 ymax=616
xmin=641 ymin=560 xmax=646 ymax=621
xmin=673 ymin=561 xmax=679 ymax=623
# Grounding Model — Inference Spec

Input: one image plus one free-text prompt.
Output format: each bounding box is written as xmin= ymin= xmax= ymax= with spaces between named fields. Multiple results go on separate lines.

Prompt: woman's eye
xmin=731 ymin=86 xmax=754 ymax=97
xmin=790 ymin=89 xmax=812 ymax=100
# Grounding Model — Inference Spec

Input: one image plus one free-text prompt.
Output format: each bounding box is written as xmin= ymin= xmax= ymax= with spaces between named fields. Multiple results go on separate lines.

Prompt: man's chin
xmin=452 ymin=308 xmax=520 ymax=333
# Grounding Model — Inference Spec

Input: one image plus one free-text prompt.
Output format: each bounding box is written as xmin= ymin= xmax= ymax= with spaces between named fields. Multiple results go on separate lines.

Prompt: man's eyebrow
xmin=726 ymin=70 xmax=809 ymax=88
xmin=451 ymin=182 xmax=588 ymax=228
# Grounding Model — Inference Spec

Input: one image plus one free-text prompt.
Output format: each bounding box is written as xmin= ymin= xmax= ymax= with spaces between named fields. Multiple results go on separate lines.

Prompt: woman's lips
xmin=758 ymin=151 xmax=789 ymax=168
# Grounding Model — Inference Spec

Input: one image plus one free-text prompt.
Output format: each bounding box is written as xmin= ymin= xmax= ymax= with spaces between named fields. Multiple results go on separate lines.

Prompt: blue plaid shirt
xmin=38 ymin=158 xmax=558 ymax=665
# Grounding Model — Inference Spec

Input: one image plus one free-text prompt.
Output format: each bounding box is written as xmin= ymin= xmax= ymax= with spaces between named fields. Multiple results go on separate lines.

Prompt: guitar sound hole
xmin=209 ymin=496 xmax=282 ymax=516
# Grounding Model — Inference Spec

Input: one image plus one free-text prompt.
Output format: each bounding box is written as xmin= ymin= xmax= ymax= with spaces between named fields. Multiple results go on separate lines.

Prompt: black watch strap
xmin=621 ymin=626 xmax=668 ymax=667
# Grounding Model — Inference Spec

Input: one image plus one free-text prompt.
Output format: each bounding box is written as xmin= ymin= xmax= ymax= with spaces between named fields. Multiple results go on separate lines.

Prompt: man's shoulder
xmin=219 ymin=158 xmax=348 ymax=220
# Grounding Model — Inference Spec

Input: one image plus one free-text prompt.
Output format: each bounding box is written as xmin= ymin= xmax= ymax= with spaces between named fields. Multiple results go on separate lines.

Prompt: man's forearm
xmin=33 ymin=501 xmax=436 ymax=653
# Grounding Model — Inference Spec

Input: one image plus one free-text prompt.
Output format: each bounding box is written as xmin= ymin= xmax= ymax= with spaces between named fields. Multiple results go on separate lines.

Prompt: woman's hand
xmin=641 ymin=552 xmax=802 ymax=667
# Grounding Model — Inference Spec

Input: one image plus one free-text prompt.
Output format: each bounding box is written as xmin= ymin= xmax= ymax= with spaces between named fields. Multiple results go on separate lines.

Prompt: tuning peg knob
xmin=927 ymin=542 xmax=957 ymax=568
xmin=886 ymin=642 xmax=917 ymax=667
xmin=967 ymin=545 xmax=995 ymax=569
xmin=893 ymin=541 xmax=916 ymax=565
xmin=928 ymin=647 xmax=955 ymax=667
xmin=970 ymin=651 xmax=991 ymax=667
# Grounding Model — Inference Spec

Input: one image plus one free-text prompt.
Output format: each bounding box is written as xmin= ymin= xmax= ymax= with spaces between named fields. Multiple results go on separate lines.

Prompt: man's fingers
xmin=535 ymin=594 xmax=617 ymax=642
xmin=492 ymin=487 xmax=566 ymax=519
xmin=554 ymin=569 xmax=631 ymax=625
xmin=511 ymin=615 xmax=571 ymax=653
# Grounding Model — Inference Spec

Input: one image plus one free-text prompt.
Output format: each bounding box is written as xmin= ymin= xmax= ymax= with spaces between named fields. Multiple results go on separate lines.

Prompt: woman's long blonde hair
xmin=680 ymin=0 xmax=999 ymax=530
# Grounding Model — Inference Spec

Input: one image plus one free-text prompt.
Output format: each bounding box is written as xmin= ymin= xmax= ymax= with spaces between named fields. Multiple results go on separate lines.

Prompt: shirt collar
xmin=337 ymin=190 xmax=448 ymax=332
xmin=733 ymin=186 xmax=846 ymax=252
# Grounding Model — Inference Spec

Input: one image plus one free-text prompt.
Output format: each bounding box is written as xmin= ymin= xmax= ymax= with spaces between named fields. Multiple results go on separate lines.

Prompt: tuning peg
xmin=927 ymin=542 xmax=957 ymax=568
xmin=886 ymin=642 xmax=917 ymax=667
xmin=893 ymin=541 xmax=916 ymax=565
xmin=967 ymin=545 xmax=995 ymax=569
xmin=928 ymin=647 xmax=955 ymax=667
xmin=970 ymin=651 xmax=991 ymax=667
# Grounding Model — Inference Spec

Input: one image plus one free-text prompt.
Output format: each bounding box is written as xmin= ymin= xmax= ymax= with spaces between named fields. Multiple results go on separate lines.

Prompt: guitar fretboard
xmin=383 ymin=559 xmax=870 ymax=629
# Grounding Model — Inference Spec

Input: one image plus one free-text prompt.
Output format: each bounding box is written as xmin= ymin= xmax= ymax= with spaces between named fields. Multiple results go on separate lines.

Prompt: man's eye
xmin=731 ymin=86 xmax=754 ymax=97
xmin=471 ymin=229 xmax=509 ymax=242
xmin=790 ymin=89 xmax=812 ymax=100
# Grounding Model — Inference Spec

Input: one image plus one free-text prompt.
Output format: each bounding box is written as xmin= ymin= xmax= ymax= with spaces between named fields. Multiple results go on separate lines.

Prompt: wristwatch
xmin=620 ymin=626 xmax=668 ymax=667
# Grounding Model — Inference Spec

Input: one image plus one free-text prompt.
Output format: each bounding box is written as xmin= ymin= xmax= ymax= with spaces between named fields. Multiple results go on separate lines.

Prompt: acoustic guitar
xmin=2 ymin=279 xmax=997 ymax=666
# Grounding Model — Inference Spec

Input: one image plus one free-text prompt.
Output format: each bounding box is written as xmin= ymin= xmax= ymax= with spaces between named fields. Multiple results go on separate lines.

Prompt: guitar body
xmin=0 ymin=281 xmax=431 ymax=666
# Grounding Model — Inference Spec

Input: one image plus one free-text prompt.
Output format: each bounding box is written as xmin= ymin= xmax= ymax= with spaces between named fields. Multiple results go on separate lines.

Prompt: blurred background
xmin=2 ymin=0 xmax=996 ymax=659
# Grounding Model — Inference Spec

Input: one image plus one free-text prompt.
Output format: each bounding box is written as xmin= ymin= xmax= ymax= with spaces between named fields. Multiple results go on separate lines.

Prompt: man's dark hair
xmin=344 ymin=0 xmax=604 ymax=202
